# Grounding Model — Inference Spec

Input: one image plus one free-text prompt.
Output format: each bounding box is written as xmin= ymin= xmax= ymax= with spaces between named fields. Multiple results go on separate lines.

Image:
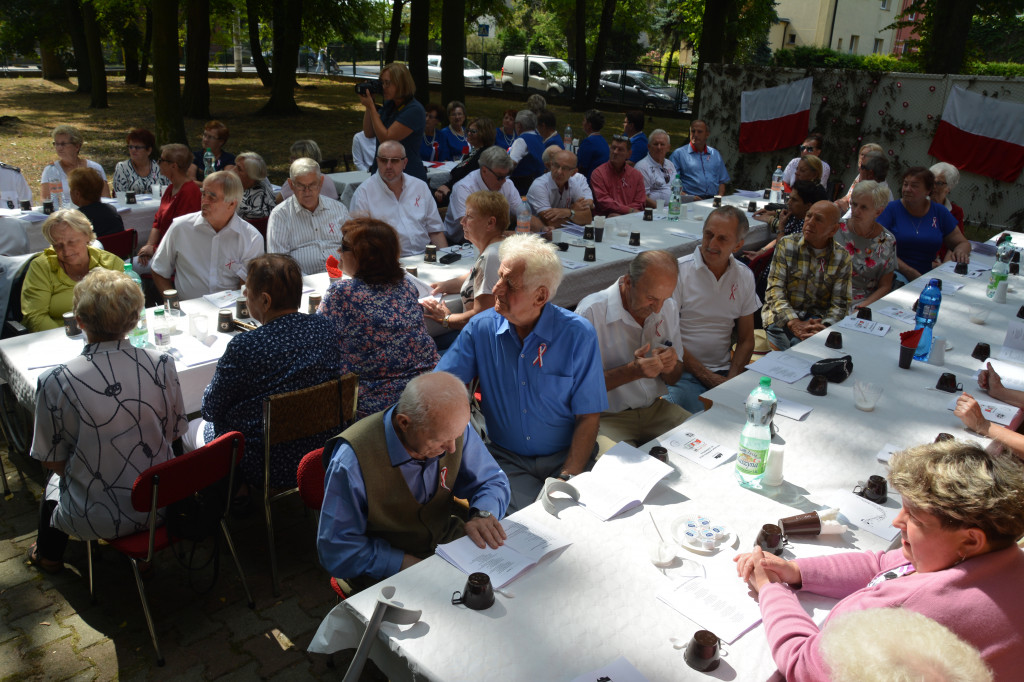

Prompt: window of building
xmin=837 ymin=38 xmax=843 ymax=51
xmin=880 ymin=0 xmax=890 ymax=9
xmin=849 ymin=35 xmax=860 ymax=54
xmin=873 ymin=38 xmax=885 ymax=53
xmin=788 ymin=33 xmax=796 ymax=44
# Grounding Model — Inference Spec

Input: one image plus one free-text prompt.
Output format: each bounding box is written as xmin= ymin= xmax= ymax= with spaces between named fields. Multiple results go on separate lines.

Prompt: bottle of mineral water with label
xmin=516 ymin=202 xmax=532 ymax=233
xmin=153 ymin=308 xmax=171 ymax=350
xmin=987 ymin=240 xmax=1012 ymax=298
xmin=770 ymin=165 xmax=784 ymax=203
xmin=668 ymin=174 xmax=682 ymax=219
xmin=736 ymin=376 xmax=777 ymax=489
xmin=914 ymin=278 xmax=942 ymax=361
xmin=563 ymin=124 xmax=573 ymax=149
xmin=203 ymin=147 xmax=215 ymax=176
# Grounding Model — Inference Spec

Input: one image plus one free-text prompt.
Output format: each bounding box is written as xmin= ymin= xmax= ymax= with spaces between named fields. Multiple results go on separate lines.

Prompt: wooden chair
xmin=263 ymin=373 xmax=358 ymax=594
xmin=100 ymin=228 xmax=138 ymax=260
xmin=98 ymin=432 xmax=254 ymax=665
xmin=319 ymin=158 xmax=339 ymax=174
xmin=247 ymin=216 xmax=270 ymax=249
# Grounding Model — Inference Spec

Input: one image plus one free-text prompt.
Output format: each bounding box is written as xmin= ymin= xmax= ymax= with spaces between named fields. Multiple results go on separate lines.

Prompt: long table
xmin=307 ymin=252 xmax=1013 ymax=680
xmin=0 ymin=198 xmax=160 ymax=256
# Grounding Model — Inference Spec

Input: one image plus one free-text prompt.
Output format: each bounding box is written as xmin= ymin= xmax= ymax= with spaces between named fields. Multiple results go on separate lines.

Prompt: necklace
xmin=423 ymin=130 xmax=438 ymax=161
xmin=499 ymin=129 xmax=515 ymax=148
xmin=449 ymin=126 xmax=467 ymax=144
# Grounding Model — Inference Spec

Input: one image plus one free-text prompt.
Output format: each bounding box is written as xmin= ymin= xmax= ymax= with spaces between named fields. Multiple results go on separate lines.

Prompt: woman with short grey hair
xmin=930 ymin=161 xmax=965 ymax=260
xmin=233 ymin=151 xmax=277 ymax=220
xmin=21 ymin=209 xmax=123 ymax=332
xmin=834 ymin=179 xmax=896 ymax=308
xmin=41 ymin=124 xmax=110 ymax=202
xmin=27 ymin=269 xmax=186 ymax=574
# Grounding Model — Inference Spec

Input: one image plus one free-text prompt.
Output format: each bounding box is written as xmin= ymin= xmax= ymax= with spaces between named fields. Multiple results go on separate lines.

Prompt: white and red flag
xmin=928 ymin=86 xmax=1024 ymax=183
xmin=739 ymin=77 xmax=812 ymax=153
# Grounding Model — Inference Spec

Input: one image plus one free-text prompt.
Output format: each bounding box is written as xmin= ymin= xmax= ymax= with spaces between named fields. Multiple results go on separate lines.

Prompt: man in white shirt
xmin=351 ymin=131 xmax=376 ymax=172
xmin=0 ymin=162 xmax=32 ymax=205
xmin=526 ymin=150 xmax=594 ymax=231
xmin=667 ymin=206 xmax=760 ymax=413
xmin=576 ymin=250 xmax=690 ymax=453
xmin=782 ymin=132 xmax=831 ymax=187
xmin=635 ymin=129 xmax=679 ymax=207
xmin=349 ymin=140 xmax=447 ymax=256
xmin=444 ymin=146 xmax=536 ymax=242
xmin=267 ymin=157 xmax=350 ymax=275
xmin=151 ymin=171 xmax=264 ymax=300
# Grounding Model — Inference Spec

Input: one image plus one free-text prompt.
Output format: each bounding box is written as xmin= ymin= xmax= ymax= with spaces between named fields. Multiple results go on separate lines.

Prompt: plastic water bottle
xmin=736 ymin=377 xmax=777 ymax=489
xmin=203 ymin=147 xmax=215 ymax=176
xmin=516 ymin=202 xmax=532 ymax=234
xmin=153 ymin=308 xmax=171 ymax=350
xmin=914 ymin=278 xmax=942 ymax=361
xmin=129 ymin=314 xmax=148 ymax=348
xmin=770 ymin=165 xmax=784 ymax=203
xmin=987 ymin=241 xmax=1012 ymax=298
xmin=563 ymin=124 xmax=573 ymax=149
xmin=123 ymin=262 xmax=143 ymax=290
xmin=668 ymin=174 xmax=682 ymax=220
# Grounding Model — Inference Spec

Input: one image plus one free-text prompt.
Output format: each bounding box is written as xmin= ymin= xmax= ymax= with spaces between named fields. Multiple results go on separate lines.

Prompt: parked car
xmin=597 ymin=70 xmax=689 ymax=112
xmin=501 ymin=54 xmax=574 ymax=95
xmin=426 ymin=55 xmax=495 ymax=87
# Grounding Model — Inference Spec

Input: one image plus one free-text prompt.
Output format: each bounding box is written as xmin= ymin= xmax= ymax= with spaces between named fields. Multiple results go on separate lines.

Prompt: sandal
xmin=26 ymin=543 xmax=63 ymax=574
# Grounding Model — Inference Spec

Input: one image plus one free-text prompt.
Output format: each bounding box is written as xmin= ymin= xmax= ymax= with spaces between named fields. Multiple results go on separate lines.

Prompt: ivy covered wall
xmin=701 ymin=65 xmax=1024 ymax=231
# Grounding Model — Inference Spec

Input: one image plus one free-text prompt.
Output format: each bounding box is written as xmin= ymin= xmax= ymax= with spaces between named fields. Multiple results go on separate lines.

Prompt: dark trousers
xmin=37 ymin=496 xmax=69 ymax=562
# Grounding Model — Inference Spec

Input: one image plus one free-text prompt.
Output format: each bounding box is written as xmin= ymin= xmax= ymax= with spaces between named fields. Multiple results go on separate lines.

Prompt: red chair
xmin=295 ymin=447 xmax=348 ymax=601
xmin=100 ymin=228 xmax=138 ymax=260
xmin=98 ymin=432 xmax=255 ymax=666
xmin=247 ymin=216 xmax=269 ymax=248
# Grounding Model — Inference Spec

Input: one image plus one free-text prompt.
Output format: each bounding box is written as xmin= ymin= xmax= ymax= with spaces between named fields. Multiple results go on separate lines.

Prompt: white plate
xmin=670 ymin=516 xmax=739 ymax=556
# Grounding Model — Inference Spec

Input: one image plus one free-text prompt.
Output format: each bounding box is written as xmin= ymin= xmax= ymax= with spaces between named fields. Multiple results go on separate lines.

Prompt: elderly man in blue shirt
xmin=437 ymin=233 xmax=608 ymax=512
xmin=318 ymin=371 xmax=511 ymax=589
xmin=669 ymin=119 xmax=730 ymax=200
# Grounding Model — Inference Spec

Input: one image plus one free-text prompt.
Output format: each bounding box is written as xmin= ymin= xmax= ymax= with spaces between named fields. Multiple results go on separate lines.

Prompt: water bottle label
xmin=737 ymin=445 xmax=767 ymax=475
xmin=918 ymin=303 xmax=938 ymax=324
xmin=771 ymin=180 xmax=783 ymax=192
xmin=154 ymin=331 xmax=170 ymax=346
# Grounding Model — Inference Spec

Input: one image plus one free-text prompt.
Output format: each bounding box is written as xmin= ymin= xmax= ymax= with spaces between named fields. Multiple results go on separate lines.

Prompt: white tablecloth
xmin=0 ymin=200 xmax=160 ymax=256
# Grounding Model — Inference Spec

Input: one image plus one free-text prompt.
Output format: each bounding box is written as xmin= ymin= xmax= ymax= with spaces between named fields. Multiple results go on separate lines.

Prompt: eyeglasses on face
xmin=612 ymin=134 xmax=630 ymax=142
xmin=340 ymin=242 xmax=352 ymax=252
xmin=483 ymin=166 xmax=509 ymax=181
xmin=202 ymin=132 xmax=222 ymax=141
xmin=158 ymin=158 xmax=173 ymax=164
xmin=292 ymin=180 xmax=320 ymax=192
xmin=53 ymin=141 xmax=74 ymax=148
xmin=200 ymin=189 xmax=222 ymax=201
xmin=800 ymin=145 xmax=817 ymax=152
xmin=128 ymin=144 xmax=149 ymax=151
xmin=377 ymin=156 xmax=406 ymax=166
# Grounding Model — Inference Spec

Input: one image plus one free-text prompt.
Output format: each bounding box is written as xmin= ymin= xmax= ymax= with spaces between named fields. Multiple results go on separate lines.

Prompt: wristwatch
xmin=469 ymin=507 xmax=493 ymax=520
xmin=442 ymin=313 xmax=451 ymax=329
xmin=557 ymin=471 xmax=574 ymax=481
xmin=569 ymin=209 xmax=576 ymax=221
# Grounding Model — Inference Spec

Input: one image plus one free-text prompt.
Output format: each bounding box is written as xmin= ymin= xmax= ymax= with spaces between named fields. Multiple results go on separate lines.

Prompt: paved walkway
xmin=0 ymin=439 xmax=386 ymax=681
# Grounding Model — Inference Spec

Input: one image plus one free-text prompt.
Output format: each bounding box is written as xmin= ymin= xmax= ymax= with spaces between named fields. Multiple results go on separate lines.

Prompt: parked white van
xmin=500 ymin=55 xmax=574 ymax=95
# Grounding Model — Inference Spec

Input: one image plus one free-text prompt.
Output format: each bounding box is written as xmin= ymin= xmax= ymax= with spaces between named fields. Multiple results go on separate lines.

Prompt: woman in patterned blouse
xmin=835 ymin=180 xmax=896 ymax=308
xmin=232 ymin=152 xmax=277 ymax=221
xmin=112 ymin=128 xmax=168 ymax=194
xmin=28 ymin=269 xmax=186 ymax=573
xmin=318 ymin=218 xmax=439 ymax=416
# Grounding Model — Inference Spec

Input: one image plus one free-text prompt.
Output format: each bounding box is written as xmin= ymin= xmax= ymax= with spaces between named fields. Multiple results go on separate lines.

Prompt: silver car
xmin=598 ymin=70 xmax=689 ymax=112
xmin=426 ymin=55 xmax=495 ymax=87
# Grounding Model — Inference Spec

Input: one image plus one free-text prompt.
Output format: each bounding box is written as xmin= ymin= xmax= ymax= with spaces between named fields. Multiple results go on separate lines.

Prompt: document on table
xmin=935 ymin=260 xmax=989 ymax=278
xmin=565 ymin=442 xmax=671 ymax=520
xmin=668 ymin=229 xmax=700 ymax=240
xmin=876 ymin=443 xmax=901 ymax=463
xmin=435 ymin=517 xmax=570 ymax=588
xmin=610 ymin=244 xmax=645 ymax=254
xmin=202 ymin=289 xmax=241 ymax=309
xmin=876 ymin=306 xmax=917 ymax=324
xmin=946 ymin=395 xmax=1021 ymax=427
xmin=658 ymin=576 xmax=763 ymax=644
xmin=171 ymin=332 xmax=231 ymax=367
xmin=775 ymin=397 xmax=812 ymax=421
xmin=977 ymin=358 xmax=1024 ymax=391
xmin=745 ymin=351 xmax=814 ymax=384
xmin=837 ymin=316 xmax=890 ymax=337
xmin=560 ymin=257 xmax=590 ymax=270
xmin=908 ymin=279 xmax=964 ymax=296
xmin=570 ymin=656 xmax=649 ymax=682
xmin=658 ymin=424 xmax=736 ymax=469
xmin=834 ymin=490 xmax=901 ymax=542
xmin=998 ymin=321 xmax=1024 ymax=364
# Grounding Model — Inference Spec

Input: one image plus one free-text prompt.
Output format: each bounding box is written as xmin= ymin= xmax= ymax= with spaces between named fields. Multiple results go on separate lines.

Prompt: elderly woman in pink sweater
xmin=735 ymin=440 xmax=1024 ymax=681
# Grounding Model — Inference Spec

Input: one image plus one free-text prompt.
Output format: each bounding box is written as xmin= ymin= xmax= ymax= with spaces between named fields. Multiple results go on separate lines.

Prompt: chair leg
xmin=128 ymin=557 xmax=164 ymax=666
xmin=86 ymin=541 xmax=95 ymax=603
xmin=220 ymin=519 xmax=255 ymax=608
xmin=264 ymin=494 xmax=280 ymax=596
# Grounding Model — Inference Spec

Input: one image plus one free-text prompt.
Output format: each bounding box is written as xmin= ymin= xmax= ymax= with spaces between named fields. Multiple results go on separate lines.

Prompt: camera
xmin=355 ymin=79 xmax=383 ymax=96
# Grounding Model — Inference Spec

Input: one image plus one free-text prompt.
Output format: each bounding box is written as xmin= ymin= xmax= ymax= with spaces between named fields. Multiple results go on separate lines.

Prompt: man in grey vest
xmin=317 ymin=372 xmax=511 ymax=588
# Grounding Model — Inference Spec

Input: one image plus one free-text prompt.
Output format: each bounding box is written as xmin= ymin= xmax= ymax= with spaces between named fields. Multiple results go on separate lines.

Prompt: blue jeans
xmin=666 ymin=370 xmax=728 ymax=414
xmin=765 ymin=324 xmax=800 ymax=351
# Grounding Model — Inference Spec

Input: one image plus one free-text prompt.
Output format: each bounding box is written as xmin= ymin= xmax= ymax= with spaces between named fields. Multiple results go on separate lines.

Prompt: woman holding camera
xmin=358 ymin=62 xmax=427 ymax=183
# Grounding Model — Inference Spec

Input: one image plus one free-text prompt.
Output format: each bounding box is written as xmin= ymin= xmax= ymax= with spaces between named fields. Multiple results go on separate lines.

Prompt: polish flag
xmin=739 ymin=77 xmax=812 ymax=154
xmin=928 ymin=87 xmax=1024 ymax=183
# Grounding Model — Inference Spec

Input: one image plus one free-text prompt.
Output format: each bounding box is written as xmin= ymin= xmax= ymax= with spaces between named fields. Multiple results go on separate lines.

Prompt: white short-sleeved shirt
xmin=508 ymin=130 xmax=541 ymax=164
xmin=41 ymin=159 xmax=107 ymax=198
xmin=576 ymin=277 xmax=683 ymax=413
xmin=635 ymin=154 xmax=677 ymax=202
xmin=349 ymin=172 xmax=443 ymax=256
xmin=673 ymin=249 xmax=761 ymax=372
xmin=782 ymin=156 xmax=831 ymax=188
xmin=150 ymin=210 xmax=265 ymax=300
xmin=267 ymin=194 xmax=350 ymax=275
xmin=526 ymin=173 xmax=593 ymax=214
xmin=352 ymin=132 xmax=377 ymax=172
xmin=443 ymin=169 xmax=524 ymax=243
xmin=0 ymin=164 xmax=33 ymax=203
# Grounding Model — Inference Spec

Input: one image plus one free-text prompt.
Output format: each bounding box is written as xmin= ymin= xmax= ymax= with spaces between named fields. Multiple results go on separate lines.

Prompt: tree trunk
xmin=572 ymin=0 xmax=587 ymax=111
xmin=385 ymin=0 xmax=404 ymax=64
xmin=39 ymin=40 xmax=69 ymax=81
xmin=246 ymin=0 xmax=271 ymax=86
xmin=151 ymin=0 xmax=187 ymax=145
xmin=440 ymin=0 xmax=465 ymax=106
xmin=585 ymin=0 xmax=616 ymax=108
xmin=408 ymin=0 xmax=429 ymax=105
xmin=692 ymin=0 xmax=728 ymax=119
xmin=81 ymin=0 xmax=108 ymax=108
xmin=261 ymin=0 xmax=304 ymax=115
xmin=122 ymin=14 xmax=141 ymax=85
xmin=137 ymin=6 xmax=153 ymax=87
xmin=921 ymin=0 xmax=977 ymax=74
xmin=62 ymin=0 xmax=92 ymax=93
xmin=183 ymin=0 xmax=211 ymax=118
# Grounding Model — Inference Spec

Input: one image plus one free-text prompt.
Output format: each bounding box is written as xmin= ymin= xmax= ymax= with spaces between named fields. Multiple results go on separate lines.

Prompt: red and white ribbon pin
xmin=533 ymin=343 xmax=547 ymax=368
xmin=439 ymin=466 xmax=450 ymax=491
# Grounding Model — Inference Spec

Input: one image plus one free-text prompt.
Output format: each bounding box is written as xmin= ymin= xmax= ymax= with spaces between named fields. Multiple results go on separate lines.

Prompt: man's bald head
xmin=802 ymin=201 xmax=842 ymax=249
